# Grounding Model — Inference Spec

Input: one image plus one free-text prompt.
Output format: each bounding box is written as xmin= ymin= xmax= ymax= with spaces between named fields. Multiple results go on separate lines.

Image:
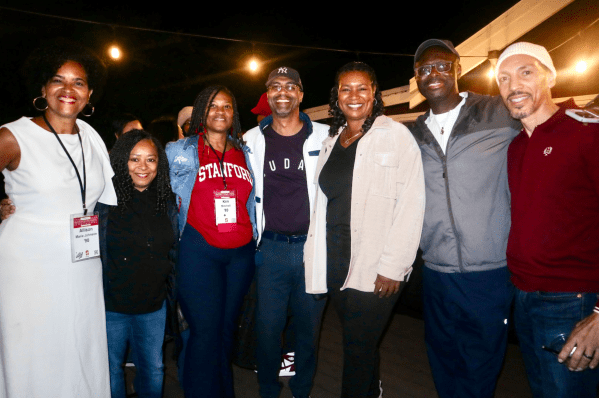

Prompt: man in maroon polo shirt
xmin=497 ymin=42 xmax=599 ymax=398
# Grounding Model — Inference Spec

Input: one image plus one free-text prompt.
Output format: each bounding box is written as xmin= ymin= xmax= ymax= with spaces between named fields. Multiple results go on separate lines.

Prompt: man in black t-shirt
xmin=244 ymin=66 xmax=329 ymax=398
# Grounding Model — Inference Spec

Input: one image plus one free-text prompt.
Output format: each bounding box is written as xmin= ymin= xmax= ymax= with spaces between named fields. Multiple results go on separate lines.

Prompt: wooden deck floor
xmin=156 ymin=302 xmax=534 ymax=398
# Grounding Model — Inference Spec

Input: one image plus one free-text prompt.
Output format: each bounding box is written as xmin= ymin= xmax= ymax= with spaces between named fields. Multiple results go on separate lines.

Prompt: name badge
xmin=70 ymin=212 xmax=100 ymax=262
xmin=214 ymin=189 xmax=237 ymax=233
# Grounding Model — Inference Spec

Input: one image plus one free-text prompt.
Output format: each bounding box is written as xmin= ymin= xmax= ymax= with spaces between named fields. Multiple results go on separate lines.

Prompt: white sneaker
xmin=279 ymin=352 xmax=295 ymax=377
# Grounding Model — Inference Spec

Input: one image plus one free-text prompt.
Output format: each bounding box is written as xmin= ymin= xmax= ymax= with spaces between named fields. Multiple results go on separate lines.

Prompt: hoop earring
xmin=373 ymin=98 xmax=378 ymax=106
xmin=33 ymin=96 xmax=48 ymax=111
xmin=81 ymin=103 xmax=94 ymax=117
xmin=335 ymin=100 xmax=339 ymax=108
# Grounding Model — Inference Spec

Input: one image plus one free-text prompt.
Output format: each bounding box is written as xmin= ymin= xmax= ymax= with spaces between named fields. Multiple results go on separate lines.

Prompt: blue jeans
xmin=255 ymin=237 xmax=326 ymax=398
xmin=423 ymin=266 xmax=514 ymax=398
xmin=177 ymin=327 xmax=190 ymax=385
xmin=106 ymin=301 xmax=166 ymax=398
xmin=514 ymin=289 xmax=599 ymax=398
xmin=178 ymin=224 xmax=256 ymax=398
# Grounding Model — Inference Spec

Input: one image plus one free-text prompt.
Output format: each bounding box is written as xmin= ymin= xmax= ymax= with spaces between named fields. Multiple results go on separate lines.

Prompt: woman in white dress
xmin=0 ymin=40 xmax=116 ymax=397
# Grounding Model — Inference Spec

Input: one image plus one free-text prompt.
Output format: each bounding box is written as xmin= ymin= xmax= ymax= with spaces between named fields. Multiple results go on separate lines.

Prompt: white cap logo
xmin=278 ymin=67 xmax=288 ymax=74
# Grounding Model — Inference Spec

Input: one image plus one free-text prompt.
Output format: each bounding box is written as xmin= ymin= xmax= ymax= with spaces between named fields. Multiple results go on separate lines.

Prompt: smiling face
xmin=204 ymin=90 xmax=234 ymax=136
xmin=41 ymin=60 xmax=92 ymax=120
xmin=415 ymin=47 xmax=460 ymax=106
xmin=267 ymin=76 xmax=304 ymax=119
xmin=497 ymin=54 xmax=555 ymax=122
xmin=128 ymin=139 xmax=158 ymax=192
xmin=337 ymin=70 xmax=375 ymax=123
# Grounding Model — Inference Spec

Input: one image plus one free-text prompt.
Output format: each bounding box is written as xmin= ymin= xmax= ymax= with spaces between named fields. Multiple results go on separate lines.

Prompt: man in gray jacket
xmin=409 ymin=39 xmax=520 ymax=398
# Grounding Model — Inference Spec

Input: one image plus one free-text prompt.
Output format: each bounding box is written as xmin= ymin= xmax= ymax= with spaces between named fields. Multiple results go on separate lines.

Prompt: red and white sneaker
xmin=279 ymin=352 xmax=295 ymax=377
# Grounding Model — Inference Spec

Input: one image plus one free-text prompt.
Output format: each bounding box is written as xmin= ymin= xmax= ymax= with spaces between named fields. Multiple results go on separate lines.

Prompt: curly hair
xmin=187 ymin=86 xmax=244 ymax=150
xmin=109 ymin=130 xmax=172 ymax=215
xmin=328 ymin=62 xmax=384 ymax=137
xmin=23 ymin=38 xmax=107 ymax=105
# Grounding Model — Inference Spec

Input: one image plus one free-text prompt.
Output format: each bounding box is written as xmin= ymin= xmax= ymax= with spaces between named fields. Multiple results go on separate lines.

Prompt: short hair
xmin=328 ymin=62 xmax=384 ymax=137
xmin=147 ymin=116 xmax=179 ymax=149
xmin=187 ymin=86 xmax=244 ymax=150
xmin=109 ymin=129 xmax=172 ymax=215
xmin=23 ymin=38 xmax=107 ymax=103
xmin=112 ymin=113 xmax=142 ymax=138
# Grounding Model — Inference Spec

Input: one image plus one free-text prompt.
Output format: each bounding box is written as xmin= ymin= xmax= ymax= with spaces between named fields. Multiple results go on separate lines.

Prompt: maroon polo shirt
xmin=507 ymin=99 xmax=599 ymax=309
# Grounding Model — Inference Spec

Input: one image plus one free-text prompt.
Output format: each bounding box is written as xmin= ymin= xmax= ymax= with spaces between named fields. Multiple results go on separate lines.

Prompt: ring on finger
xmin=583 ymin=353 xmax=593 ymax=359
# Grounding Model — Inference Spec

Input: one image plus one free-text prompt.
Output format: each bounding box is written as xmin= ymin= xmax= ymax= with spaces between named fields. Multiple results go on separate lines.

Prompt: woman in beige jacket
xmin=304 ymin=62 xmax=425 ymax=397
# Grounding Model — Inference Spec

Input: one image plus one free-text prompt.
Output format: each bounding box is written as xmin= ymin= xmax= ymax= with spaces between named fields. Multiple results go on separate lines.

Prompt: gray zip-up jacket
xmin=410 ymin=92 xmax=520 ymax=273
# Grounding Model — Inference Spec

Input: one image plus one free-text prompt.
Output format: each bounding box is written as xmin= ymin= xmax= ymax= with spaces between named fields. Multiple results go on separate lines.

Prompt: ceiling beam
xmin=408 ymin=0 xmax=575 ymax=108
xmin=304 ymin=0 xmax=577 ymax=120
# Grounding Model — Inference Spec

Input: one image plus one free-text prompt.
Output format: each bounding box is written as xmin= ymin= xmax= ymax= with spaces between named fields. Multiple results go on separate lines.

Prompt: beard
xmin=506 ymin=91 xmax=533 ymax=120
xmin=509 ymin=108 xmax=532 ymax=120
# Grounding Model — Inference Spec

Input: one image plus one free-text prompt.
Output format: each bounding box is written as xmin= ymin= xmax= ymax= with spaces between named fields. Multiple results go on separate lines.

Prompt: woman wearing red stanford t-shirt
xmin=166 ymin=86 xmax=256 ymax=398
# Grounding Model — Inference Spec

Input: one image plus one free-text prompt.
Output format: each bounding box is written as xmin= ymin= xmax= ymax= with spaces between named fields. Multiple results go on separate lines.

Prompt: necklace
xmin=434 ymin=112 xmax=451 ymax=136
xmin=342 ymin=127 xmax=362 ymax=145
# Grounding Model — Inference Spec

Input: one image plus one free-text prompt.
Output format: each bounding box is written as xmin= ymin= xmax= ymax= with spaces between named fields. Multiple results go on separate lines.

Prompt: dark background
xmin=0 ymin=0 xmax=597 ymax=135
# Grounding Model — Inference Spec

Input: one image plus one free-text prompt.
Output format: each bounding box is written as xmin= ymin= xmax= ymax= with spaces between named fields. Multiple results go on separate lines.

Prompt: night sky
xmin=1 ymin=0 xmax=597 ymax=136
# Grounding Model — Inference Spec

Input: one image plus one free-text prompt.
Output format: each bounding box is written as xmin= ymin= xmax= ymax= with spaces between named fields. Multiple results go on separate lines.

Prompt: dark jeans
xmin=255 ymin=237 xmax=326 ymax=398
xmin=514 ymin=289 xmax=599 ymax=398
xmin=328 ymin=285 xmax=399 ymax=398
xmin=423 ymin=266 xmax=514 ymax=398
xmin=178 ymin=224 xmax=256 ymax=398
xmin=106 ymin=301 xmax=166 ymax=398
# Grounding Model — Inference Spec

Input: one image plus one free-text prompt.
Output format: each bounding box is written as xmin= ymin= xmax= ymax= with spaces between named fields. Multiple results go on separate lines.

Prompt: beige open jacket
xmin=304 ymin=115 xmax=425 ymax=294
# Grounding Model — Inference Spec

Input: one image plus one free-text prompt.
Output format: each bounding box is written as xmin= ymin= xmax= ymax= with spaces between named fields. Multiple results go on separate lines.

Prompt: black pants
xmin=328 ymin=285 xmax=400 ymax=398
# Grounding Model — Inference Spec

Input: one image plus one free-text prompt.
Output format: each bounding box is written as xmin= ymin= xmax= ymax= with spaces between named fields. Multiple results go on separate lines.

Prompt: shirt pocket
xmin=371 ymin=152 xmax=399 ymax=198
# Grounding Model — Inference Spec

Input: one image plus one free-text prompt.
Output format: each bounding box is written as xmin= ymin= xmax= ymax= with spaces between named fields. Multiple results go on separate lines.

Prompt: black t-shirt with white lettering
xmin=263 ymin=123 xmax=310 ymax=235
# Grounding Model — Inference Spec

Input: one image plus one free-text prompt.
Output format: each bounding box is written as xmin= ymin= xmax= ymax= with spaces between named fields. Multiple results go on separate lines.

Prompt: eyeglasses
xmin=414 ymin=61 xmax=454 ymax=77
xmin=268 ymin=83 xmax=300 ymax=92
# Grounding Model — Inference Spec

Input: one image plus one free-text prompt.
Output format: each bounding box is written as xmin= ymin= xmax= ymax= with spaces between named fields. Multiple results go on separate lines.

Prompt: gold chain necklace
xmin=342 ymin=126 xmax=362 ymax=145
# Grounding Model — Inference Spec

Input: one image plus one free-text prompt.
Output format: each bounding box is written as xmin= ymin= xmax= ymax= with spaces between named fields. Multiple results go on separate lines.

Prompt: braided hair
xmin=328 ymin=62 xmax=384 ymax=137
xmin=109 ymin=129 xmax=172 ymax=215
xmin=187 ymin=85 xmax=244 ymax=150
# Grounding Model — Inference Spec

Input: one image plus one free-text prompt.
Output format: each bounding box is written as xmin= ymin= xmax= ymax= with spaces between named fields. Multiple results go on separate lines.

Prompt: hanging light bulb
xmin=109 ymin=46 xmax=121 ymax=60
xmin=575 ymin=60 xmax=587 ymax=74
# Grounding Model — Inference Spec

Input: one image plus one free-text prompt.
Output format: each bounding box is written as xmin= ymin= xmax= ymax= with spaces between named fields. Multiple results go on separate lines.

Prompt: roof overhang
xmin=304 ymin=0 xmax=577 ymax=121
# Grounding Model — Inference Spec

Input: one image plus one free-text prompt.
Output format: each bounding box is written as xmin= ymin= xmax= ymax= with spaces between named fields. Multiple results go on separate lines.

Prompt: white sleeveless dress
xmin=0 ymin=117 xmax=116 ymax=397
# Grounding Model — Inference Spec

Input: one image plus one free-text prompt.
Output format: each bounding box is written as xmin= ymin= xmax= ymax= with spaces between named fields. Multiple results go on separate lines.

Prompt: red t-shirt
xmin=187 ymin=140 xmax=254 ymax=249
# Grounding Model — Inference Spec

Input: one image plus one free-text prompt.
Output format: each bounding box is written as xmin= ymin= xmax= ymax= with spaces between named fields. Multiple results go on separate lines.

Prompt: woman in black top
xmin=97 ymin=130 xmax=178 ymax=398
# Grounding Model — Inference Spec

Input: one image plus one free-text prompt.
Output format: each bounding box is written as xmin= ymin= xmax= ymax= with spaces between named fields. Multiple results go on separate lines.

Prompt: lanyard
xmin=43 ymin=114 xmax=88 ymax=215
xmin=206 ymin=138 xmax=228 ymax=190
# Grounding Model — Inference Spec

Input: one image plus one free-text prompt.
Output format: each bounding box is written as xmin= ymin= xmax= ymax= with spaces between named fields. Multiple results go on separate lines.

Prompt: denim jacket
xmin=165 ymin=134 xmax=257 ymax=239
